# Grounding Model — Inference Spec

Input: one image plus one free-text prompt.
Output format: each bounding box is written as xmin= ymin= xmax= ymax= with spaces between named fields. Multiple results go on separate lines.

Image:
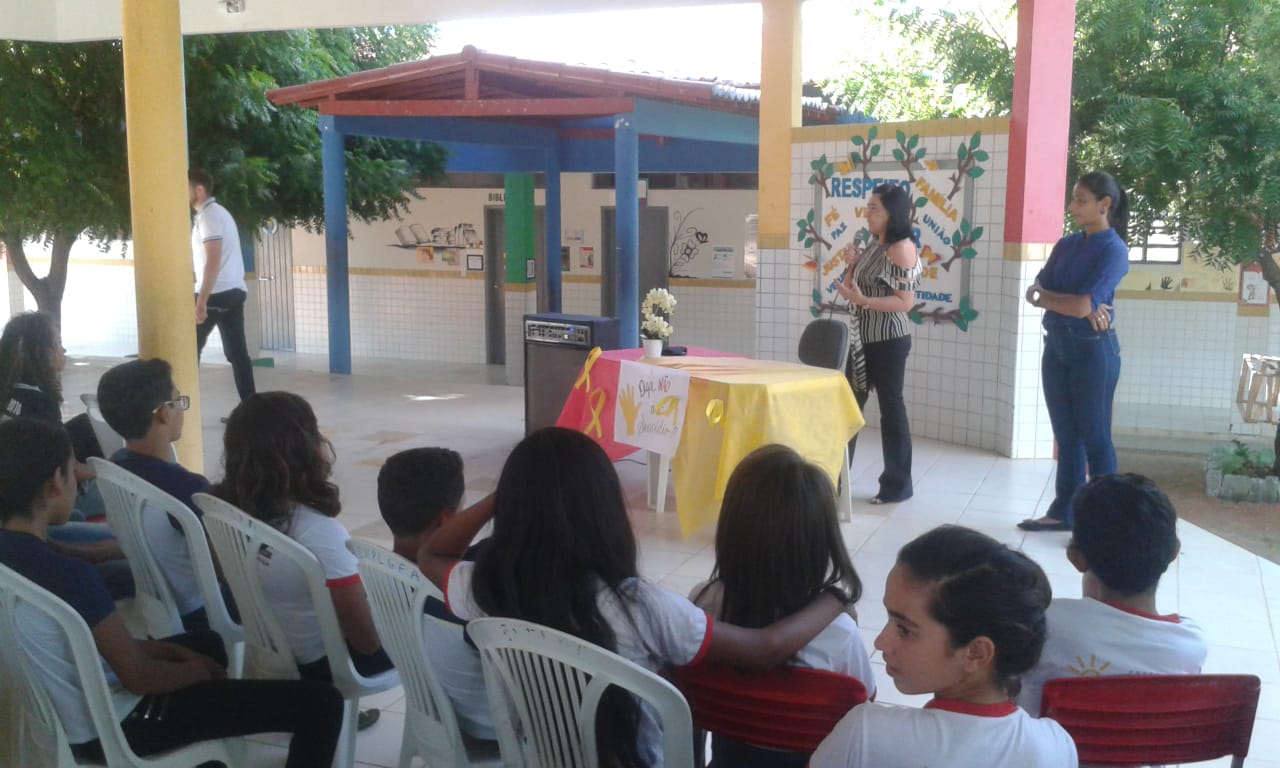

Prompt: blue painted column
xmin=320 ymin=115 xmax=352 ymax=375
xmin=544 ymin=145 xmax=563 ymax=313
xmin=614 ymin=113 xmax=640 ymax=347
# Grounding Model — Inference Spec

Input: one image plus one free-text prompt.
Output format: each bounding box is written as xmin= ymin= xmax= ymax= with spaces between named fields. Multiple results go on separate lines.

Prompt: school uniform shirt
xmin=257 ymin=503 xmax=360 ymax=665
xmin=691 ymin=580 xmax=876 ymax=697
xmin=0 ymin=531 xmax=143 ymax=744
xmin=422 ymin=596 xmax=495 ymax=740
xmin=2 ymin=381 xmax=61 ymax=424
xmin=191 ymin=197 xmax=247 ymax=295
xmin=809 ymin=698 xmax=1078 ymax=768
xmin=113 ymin=450 xmax=211 ymax=615
xmin=1017 ymin=597 xmax=1207 ymax=714
xmin=446 ymin=561 xmax=713 ymax=765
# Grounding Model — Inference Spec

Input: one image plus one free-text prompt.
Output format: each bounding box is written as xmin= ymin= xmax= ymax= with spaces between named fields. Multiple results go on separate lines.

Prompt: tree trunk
xmin=2 ymin=230 xmax=77 ymax=325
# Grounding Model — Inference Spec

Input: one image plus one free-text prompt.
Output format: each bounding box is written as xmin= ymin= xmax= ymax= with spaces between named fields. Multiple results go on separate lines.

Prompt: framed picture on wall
xmin=1240 ymin=264 xmax=1271 ymax=306
xmin=467 ymin=253 xmax=484 ymax=271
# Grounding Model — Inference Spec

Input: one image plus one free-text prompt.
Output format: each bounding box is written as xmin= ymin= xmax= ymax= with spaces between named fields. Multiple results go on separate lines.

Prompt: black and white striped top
xmin=846 ymin=242 xmax=921 ymax=344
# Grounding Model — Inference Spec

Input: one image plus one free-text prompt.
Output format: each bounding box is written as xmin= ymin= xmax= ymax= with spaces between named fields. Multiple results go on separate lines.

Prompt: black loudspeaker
xmin=523 ymin=313 xmax=621 ymax=435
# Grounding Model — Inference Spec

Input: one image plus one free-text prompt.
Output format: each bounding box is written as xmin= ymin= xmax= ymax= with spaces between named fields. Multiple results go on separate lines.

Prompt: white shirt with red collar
xmin=810 ymin=697 xmax=1078 ymax=768
xmin=1017 ymin=596 xmax=1207 ymax=714
xmin=257 ymin=503 xmax=360 ymax=665
xmin=445 ymin=560 xmax=712 ymax=764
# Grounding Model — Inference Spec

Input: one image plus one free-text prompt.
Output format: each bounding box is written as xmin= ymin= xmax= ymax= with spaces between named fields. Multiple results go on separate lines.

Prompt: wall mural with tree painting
xmin=800 ymin=130 xmax=987 ymax=331
xmin=668 ymin=208 xmax=710 ymax=277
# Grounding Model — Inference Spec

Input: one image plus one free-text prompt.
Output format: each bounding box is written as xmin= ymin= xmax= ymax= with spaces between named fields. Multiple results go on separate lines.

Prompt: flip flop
xmin=1017 ymin=517 xmax=1071 ymax=532
xmin=357 ymin=708 xmax=381 ymax=731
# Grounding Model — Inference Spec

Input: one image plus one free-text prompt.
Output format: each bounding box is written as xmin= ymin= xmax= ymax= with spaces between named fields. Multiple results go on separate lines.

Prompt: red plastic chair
xmin=1039 ymin=675 xmax=1261 ymax=767
xmin=668 ymin=663 xmax=868 ymax=756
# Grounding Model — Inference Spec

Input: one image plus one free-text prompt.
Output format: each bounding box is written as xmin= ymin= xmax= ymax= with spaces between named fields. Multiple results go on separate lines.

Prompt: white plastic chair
xmin=350 ymin=540 xmax=502 ymax=768
xmin=467 ymin=616 xmax=695 ymax=768
xmin=89 ymin=458 xmax=244 ymax=676
xmin=0 ymin=562 xmax=241 ymax=767
xmin=80 ymin=393 xmax=125 ymax=459
xmin=194 ymin=492 xmax=401 ymax=768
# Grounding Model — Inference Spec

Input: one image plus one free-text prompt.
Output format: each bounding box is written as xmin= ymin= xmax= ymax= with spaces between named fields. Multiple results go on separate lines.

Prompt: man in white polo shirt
xmin=189 ymin=169 xmax=255 ymax=402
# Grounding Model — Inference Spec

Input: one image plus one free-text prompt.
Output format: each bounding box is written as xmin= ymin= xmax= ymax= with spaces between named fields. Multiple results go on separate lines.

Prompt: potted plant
xmin=1205 ymin=439 xmax=1280 ymax=502
xmin=641 ymin=287 xmax=676 ymax=358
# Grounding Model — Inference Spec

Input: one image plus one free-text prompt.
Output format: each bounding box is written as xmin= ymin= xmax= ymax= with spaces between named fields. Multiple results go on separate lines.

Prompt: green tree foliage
xmin=824 ymin=1 xmax=1014 ymax=121
xmin=0 ymin=26 xmax=445 ymax=319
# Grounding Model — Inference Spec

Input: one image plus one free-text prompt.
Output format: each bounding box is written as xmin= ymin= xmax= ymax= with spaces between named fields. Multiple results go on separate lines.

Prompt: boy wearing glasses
xmin=97 ymin=358 xmax=217 ymax=629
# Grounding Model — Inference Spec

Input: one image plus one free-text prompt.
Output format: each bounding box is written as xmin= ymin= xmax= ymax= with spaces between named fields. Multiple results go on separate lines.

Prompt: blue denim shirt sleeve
xmin=1040 ymin=230 xmax=1129 ymax=332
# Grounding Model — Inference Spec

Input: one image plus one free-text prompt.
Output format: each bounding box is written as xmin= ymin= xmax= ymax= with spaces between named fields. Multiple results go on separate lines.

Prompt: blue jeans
xmin=1042 ymin=327 xmax=1121 ymax=521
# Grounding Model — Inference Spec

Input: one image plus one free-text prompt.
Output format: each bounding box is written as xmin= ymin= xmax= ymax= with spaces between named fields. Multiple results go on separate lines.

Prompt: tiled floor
xmin=58 ymin=352 xmax=1280 ymax=767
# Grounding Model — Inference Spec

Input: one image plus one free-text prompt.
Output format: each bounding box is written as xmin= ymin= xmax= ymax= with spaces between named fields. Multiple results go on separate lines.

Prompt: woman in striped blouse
xmin=837 ymin=184 xmax=922 ymax=504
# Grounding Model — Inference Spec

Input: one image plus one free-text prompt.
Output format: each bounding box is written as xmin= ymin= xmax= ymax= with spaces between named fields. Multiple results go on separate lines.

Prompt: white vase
xmin=642 ymin=338 xmax=664 ymax=358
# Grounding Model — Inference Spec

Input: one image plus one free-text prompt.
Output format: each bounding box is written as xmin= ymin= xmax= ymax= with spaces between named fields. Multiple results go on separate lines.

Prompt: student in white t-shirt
xmin=811 ymin=525 xmax=1077 ymax=768
xmin=418 ymin=427 xmax=853 ymax=768
xmin=212 ymin=393 xmax=392 ymax=691
xmin=1018 ymin=473 xmax=1207 ymax=713
xmin=691 ymin=444 xmax=875 ymax=767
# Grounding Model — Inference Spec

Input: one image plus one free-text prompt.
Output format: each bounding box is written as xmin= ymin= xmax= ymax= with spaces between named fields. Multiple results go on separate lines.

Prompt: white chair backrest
xmin=90 ymin=459 xmax=243 ymax=673
xmin=80 ymin=393 xmax=125 ymax=458
xmin=467 ymin=616 xmax=694 ymax=768
xmin=0 ymin=562 xmax=237 ymax=768
xmin=194 ymin=493 xmax=387 ymax=692
xmin=352 ymin=540 xmax=491 ymax=767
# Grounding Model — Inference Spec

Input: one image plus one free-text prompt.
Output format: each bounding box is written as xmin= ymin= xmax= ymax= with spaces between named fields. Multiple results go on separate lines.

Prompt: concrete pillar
xmin=120 ymin=0 xmax=203 ymax=469
xmin=757 ymin=0 xmax=803 ymax=251
xmin=614 ymin=114 xmax=640 ymax=347
xmin=320 ymin=115 xmax=351 ymax=375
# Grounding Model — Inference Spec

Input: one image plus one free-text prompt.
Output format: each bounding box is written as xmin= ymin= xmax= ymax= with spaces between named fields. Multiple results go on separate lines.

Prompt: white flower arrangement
xmin=641 ymin=287 xmax=677 ymax=340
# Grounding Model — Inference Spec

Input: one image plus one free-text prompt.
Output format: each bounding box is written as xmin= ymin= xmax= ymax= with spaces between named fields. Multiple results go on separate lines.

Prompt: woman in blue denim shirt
xmin=1019 ymin=172 xmax=1130 ymax=532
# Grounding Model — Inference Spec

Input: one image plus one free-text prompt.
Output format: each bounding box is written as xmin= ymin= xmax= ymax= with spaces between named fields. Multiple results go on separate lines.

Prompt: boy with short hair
xmin=377 ymin=447 xmax=495 ymax=741
xmin=96 ymin=358 xmax=213 ymax=626
xmin=1017 ymin=473 xmax=1207 ymax=713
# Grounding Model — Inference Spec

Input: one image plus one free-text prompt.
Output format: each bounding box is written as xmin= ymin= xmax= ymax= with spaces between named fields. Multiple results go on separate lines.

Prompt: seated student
xmin=211 ymin=392 xmax=393 ymax=684
xmin=0 ymin=312 xmax=130 ymax=598
xmin=0 ymin=417 xmax=344 ymax=768
xmin=810 ymin=525 xmax=1077 ymax=768
xmin=691 ymin=444 xmax=876 ymax=767
xmin=97 ymin=358 xmax=218 ymax=629
xmin=1018 ymin=473 xmax=1207 ymax=713
xmin=420 ymin=427 xmax=853 ymax=768
xmin=377 ymin=447 xmax=495 ymax=742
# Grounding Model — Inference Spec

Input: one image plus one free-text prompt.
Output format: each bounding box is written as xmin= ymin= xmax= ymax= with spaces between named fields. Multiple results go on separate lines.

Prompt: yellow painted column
xmin=121 ymin=0 xmax=204 ymax=470
xmin=758 ymin=0 xmax=803 ymax=249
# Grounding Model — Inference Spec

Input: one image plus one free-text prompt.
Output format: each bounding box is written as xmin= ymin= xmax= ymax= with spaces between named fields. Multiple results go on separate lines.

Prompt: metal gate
xmin=254 ymin=225 xmax=295 ymax=351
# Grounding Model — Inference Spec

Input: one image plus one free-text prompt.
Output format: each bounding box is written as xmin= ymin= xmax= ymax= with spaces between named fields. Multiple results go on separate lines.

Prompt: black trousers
xmin=847 ymin=334 xmax=914 ymax=502
xmin=195 ymin=288 xmax=256 ymax=401
xmin=72 ymin=630 xmax=343 ymax=768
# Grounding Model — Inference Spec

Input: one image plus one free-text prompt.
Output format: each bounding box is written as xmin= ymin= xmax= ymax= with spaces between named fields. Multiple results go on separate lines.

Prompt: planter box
xmin=1204 ymin=454 xmax=1280 ymax=502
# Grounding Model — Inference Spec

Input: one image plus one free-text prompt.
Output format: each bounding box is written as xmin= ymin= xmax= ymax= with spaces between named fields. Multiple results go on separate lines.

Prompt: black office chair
xmin=798 ymin=318 xmax=849 ymax=371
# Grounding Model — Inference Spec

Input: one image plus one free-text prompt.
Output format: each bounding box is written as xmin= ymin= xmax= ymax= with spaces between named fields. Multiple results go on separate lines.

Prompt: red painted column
xmin=1004 ymin=0 xmax=1077 ymax=245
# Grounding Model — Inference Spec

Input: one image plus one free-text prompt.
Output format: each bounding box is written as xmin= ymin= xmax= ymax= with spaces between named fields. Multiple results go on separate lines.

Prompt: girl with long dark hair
xmin=419 ymin=427 xmax=851 ymax=767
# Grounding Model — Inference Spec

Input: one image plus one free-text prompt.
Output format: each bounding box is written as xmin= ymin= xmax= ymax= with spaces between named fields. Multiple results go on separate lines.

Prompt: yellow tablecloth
xmin=644 ymin=356 xmax=863 ymax=536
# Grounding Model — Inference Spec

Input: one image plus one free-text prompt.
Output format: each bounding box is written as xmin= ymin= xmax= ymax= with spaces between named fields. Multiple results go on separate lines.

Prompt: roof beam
xmin=334 ymin=114 xmax=557 ymax=149
xmin=631 ymin=97 xmax=759 ymax=144
xmin=317 ymin=96 xmax=634 ymax=119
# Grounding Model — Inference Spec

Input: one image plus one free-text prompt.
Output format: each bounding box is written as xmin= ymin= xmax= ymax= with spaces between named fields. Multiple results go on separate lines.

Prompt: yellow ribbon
xmin=574 ymin=346 xmax=603 ymax=391
xmin=584 ymin=388 xmax=607 ymax=438
xmin=705 ymin=398 xmax=725 ymax=426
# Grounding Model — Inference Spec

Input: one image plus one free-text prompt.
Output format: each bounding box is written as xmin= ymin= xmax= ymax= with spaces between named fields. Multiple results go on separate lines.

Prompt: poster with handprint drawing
xmin=613 ymin=361 xmax=691 ymax=456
